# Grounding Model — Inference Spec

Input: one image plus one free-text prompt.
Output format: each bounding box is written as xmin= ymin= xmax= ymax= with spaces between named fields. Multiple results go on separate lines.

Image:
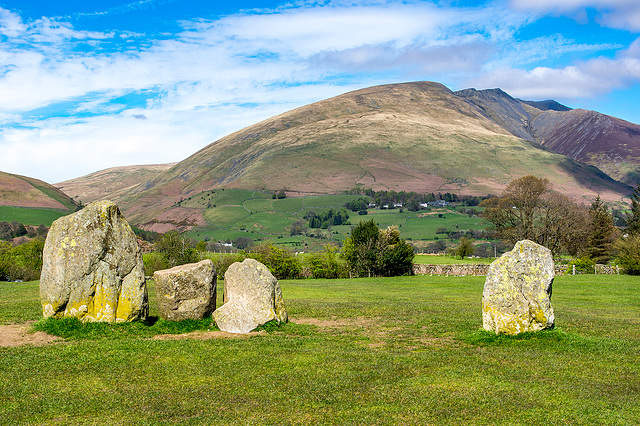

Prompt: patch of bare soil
xmin=0 ymin=322 xmax=60 ymax=347
xmin=292 ymin=317 xmax=460 ymax=351
xmin=292 ymin=317 xmax=375 ymax=328
xmin=152 ymin=330 xmax=266 ymax=341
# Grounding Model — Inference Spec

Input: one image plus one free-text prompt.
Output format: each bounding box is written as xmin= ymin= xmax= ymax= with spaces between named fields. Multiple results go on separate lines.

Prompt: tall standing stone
xmin=40 ymin=200 xmax=148 ymax=322
xmin=154 ymin=259 xmax=217 ymax=321
xmin=213 ymin=258 xmax=287 ymax=334
xmin=482 ymin=240 xmax=555 ymax=335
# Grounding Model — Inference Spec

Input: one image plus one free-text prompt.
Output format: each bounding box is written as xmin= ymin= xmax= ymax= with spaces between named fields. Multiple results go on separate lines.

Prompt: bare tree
xmin=481 ymin=175 xmax=589 ymax=254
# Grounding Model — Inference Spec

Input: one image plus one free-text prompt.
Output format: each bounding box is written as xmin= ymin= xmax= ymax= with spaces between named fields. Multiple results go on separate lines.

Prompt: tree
xmin=342 ymin=221 xmax=414 ymax=277
xmin=155 ymin=230 xmax=199 ymax=267
xmin=249 ymin=244 xmax=301 ymax=279
xmin=290 ymin=220 xmax=307 ymax=236
xmin=626 ymin=182 xmax=640 ymax=235
xmin=455 ymin=237 xmax=475 ymax=259
xmin=306 ymin=244 xmax=348 ymax=279
xmin=12 ymin=222 xmax=27 ymax=237
xmin=480 ymin=175 xmax=589 ymax=254
xmin=342 ymin=220 xmax=383 ymax=277
xmin=234 ymin=236 xmax=253 ymax=250
xmin=584 ymin=195 xmax=616 ymax=263
xmin=614 ymin=234 xmax=640 ymax=274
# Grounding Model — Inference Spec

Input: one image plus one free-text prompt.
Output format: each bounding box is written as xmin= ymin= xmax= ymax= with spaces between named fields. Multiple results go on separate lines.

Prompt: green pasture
xmin=0 ymin=206 xmax=68 ymax=226
xmin=185 ymin=189 xmax=489 ymax=248
xmin=302 ymin=194 xmax=368 ymax=208
xmin=244 ymin=197 xmax=304 ymax=213
xmin=1 ymin=275 xmax=639 ymax=424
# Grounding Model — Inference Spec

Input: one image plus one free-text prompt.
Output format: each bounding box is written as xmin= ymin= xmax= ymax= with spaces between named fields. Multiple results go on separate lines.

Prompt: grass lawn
xmin=1 ymin=275 xmax=639 ymax=424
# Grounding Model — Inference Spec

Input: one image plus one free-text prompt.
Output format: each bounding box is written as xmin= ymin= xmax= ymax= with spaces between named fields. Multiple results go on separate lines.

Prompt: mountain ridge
xmin=0 ymin=171 xmax=79 ymax=211
xmin=73 ymin=81 xmax=627 ymax=228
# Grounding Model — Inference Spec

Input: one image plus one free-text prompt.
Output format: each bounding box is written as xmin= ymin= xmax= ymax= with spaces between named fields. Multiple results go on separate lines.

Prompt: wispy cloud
xmin=0 ymin=1 xmax=639 ymax=182
xmin=470 ymin=36 xmax=640 ymax=99
xmin=510 ymin=0 xmax=640 ymax=31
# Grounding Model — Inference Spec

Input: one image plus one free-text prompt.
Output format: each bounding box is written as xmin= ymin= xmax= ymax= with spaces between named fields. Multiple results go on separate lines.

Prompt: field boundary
xmin=412 ymin=264 xmax=619 ymax=276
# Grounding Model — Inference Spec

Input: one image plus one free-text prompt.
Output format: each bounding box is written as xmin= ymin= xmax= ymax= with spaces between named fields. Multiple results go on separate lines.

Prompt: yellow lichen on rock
xmin=39 ymin=200 xmax=148 ymax=323
xmin=482 ymin=240 xmax=555 ymax=335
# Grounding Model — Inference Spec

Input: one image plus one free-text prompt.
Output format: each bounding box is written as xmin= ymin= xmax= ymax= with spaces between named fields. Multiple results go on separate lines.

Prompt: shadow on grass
xmin=462 ymin=327 xmax=568 ymax=347
xmin=31 ymin=316 xmax=218 ymax=340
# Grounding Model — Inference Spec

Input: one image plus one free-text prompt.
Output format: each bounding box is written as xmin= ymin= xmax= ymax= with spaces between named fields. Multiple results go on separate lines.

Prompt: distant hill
xmin=55 ymin=163 xmax=176 ymax=205
xmin=0 ymin=171 xmax=79 ymax=212
xmin=77 ymin=81 xmax=627 ymax=229
xmin=457 ymin=88 xmax=640 ymax=185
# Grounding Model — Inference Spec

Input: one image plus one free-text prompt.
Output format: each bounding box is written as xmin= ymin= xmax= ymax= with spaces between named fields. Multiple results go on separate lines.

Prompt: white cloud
xmin=469 ymin=37 xmax=640 ymax=99
xmin=510 ymin=0 xmax=640 ymax=31
xmin=0 ymin=8 xmax=26 ymax=37
xmin=1 ymin=1 xmax=639 ymax=182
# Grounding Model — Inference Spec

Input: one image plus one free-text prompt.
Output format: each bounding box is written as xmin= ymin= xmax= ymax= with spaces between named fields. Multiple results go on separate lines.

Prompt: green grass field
xmin=183 ymin=189 xmax=490 ymax=249
xmin=1 ymin=275 xmax=639 ymax=424
xmin=0 ymin=206 xmax=69 ymax=226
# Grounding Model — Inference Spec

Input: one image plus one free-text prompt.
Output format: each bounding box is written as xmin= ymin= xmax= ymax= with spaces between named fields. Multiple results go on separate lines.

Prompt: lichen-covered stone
xmin=39 ymin=200 xmax=148 ymax=322
xmin=213 ymin=258 xmax=287 ymax=334
xmin=154 ymin=259 xmax=217 ymax=321
xmin=482 ymin=240 xmax=555 ymax=335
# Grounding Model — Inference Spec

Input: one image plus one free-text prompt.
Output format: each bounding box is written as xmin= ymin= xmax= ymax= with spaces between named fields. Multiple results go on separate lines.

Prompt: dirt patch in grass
xmin=293 ymin=317 xmax=461 ymax=351
xmin=152 ymin=330 xmax=266 ymax=341
xmin=0 ymin=322 xmax=60 ymax=347
xmin=292 ymin=317 xmax=375 ymax=328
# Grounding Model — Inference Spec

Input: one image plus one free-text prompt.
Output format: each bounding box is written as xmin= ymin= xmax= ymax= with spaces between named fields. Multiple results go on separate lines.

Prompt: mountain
xmin=457 ymin=88 xmax=640 ymax=185
xmin=55 ymin=163 xmax=176 ymax=205
xmin=0 ymin=171 xmax=79 ymax=211
xmin=88 ymin=81 xmax=628 ymax=228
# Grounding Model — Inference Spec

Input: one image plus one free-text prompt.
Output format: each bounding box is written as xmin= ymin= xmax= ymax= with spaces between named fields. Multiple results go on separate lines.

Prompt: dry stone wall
xmin=412 ymin=264 xmax=489 ymax=276
xmin=413 ymin=263 xmax=618 ymax=276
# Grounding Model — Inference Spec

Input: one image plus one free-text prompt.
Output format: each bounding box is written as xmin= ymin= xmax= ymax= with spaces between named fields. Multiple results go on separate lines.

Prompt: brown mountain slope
xmin=0 ymin=172 xmax=79 ymax=211
xmin=530 ymin=109 xmax=640 ymax=184
xmin=55 ymin=163 xmax=176 ymax=205
xmin=111 ymin=81 xmax=628 ymax=226
xmin=455 ymin=87 xmax=640 ymax=185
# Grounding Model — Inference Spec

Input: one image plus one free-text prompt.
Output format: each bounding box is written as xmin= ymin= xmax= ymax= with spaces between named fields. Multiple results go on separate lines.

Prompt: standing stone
xmin=40 ymin=200 xmax=148 ymax=322
xmin=213 ymin=258 xmax=287 ymax=334
xmin=482 ymin=240 xmax=555 ymax=335
xmin=154 ymin=259 xmax=217 ymax=321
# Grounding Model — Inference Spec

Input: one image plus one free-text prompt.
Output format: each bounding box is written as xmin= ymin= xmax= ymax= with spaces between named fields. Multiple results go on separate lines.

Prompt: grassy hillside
xmin=2 ymin=275 xmax=639 ymax=424
xmin=0 ymin=171 xmax=79 ymax=212
xmin=178 ymin=189 xmax=489 ymax=250
xmin=55 ymin=163 xmax=176 ymax=204
xmin=109 ymin=82 xmax=629 ymax=228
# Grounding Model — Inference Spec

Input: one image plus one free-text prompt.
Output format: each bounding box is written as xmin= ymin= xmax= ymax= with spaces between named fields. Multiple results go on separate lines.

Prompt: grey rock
xmin=482 ymin=240 xmax=555 ymax=334
xmin=154 ymin=259 xmax=217 ymax=321
xmin=39 ymin=200 xmax=148 ymax=322
xmin=213 ymin=258 xmax=287 ymax=333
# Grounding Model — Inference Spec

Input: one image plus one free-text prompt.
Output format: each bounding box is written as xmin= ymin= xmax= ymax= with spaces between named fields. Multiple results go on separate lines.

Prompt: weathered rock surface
xmin=154 ymin=259 xmax=217 ymax=321
xmin=482 ymin=240 xmax=555 ymax=335
xmin=39 ymin=200 xmax=148 ymax=322
xmin=213 ymin=258 xmax=287 ymax=333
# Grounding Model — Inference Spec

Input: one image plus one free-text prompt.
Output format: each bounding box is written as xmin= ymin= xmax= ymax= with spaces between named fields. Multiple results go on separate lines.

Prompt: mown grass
xmin=1 ymin=275 xmax=638 ymax=424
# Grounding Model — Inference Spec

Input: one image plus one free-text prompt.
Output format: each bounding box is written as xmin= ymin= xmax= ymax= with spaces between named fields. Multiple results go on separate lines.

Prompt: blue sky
xmin=1 ymin=0 xmax=640 ymax=183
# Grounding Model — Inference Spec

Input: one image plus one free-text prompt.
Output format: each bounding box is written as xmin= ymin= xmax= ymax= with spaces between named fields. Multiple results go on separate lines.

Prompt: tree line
xmin=346 ymin=188 xmax=491 ymax=210
xmin=145 ymin=220 xmax=415 ymax=280
xmin=479 ymin=175 xmax=639 ymax=272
